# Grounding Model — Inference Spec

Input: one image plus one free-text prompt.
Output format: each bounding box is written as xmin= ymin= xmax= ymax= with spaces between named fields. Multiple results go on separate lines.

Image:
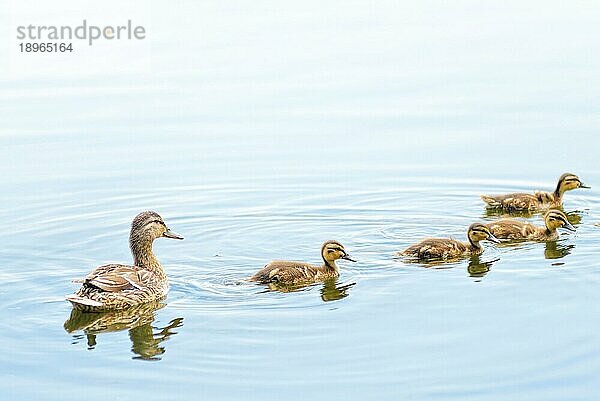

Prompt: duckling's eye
xmin=327 ymin=249 xmax=335 ymax=253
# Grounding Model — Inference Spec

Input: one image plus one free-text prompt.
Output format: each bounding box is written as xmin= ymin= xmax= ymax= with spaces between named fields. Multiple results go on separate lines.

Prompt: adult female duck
xmin=66 ymin=211 xmax=183 ymax=312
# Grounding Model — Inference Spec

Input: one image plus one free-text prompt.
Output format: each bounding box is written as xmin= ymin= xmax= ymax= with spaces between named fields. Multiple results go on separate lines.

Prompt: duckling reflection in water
xmin=484 ymin=210 xmax=576 ymax=241
xmin=544 ymin=240 xmax=575 ymax=260
xmin=64 ymin=301 xmax=183 ymax=360
xmin=483 ymin=208 xmax=538 ymax=220
xmin=250 ymin=240 xmax=356 ymax=285
xmin=399 ymin=223 xmax=500 ymax=262
xmin=467 ymin=256 xmax=499 ymax=279
xmin=481 ymin=173 xmax=590 ymax=211
xmin=320 ymin=279 xmax=355 ymax=302
xmin=66 ymin=211 xmax=184 ymax=312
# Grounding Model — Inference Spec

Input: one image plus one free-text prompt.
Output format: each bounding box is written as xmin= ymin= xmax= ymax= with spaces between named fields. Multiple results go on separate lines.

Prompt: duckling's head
xmin=556 ymin=173 xmax=590 ymax=195
xmin=467 ymin=223 xmax=501 ymax=245
xmin=321 ymin=240 xmax=356 ymax=266
xmin=544 ymin=210 xmax=576 ymax=232
xmin=130 ymin=211 xmax=184 ymax=244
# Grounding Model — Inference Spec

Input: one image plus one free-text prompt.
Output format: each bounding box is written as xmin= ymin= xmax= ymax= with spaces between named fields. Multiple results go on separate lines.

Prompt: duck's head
xmin=544 ymin=209 xmax=576 ymax=232
xmin=468 ymin=223 xmax=501 ymax=245
xmin=556 ymin=173 xmax=590 ymax=195
xmin=321 ymin=240 xmax=356 ymax=265
xmin=130 ymin=211 xmax=184 ymax=243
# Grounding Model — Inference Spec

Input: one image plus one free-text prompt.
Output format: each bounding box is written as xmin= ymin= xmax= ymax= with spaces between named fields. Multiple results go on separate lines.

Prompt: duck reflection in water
xmin=467 ymin=256 xmax=499 ymax=280
xmin=258 ymin=278 xmax=355 ymax=302
xmin=400 ymin=253 xmax=498 ymax=279
xmin=544 ymin=240 xmax=575 ymax=260
xmin=483 ymin=207 xmax=583 ymax=225
xmin=320 ymin=278 xmax=355 ymax=302
xmin=64 ymin=301 xmax=183 ymax=361
xmin=483 ymin=208 xmax=539 ymax=220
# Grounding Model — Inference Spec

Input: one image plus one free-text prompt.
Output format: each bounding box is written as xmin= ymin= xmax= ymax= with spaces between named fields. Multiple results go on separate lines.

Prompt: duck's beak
xmin=163 ymin=229 xmax=184 ymax=240
xmin=562 ymin=221 xmax=577 ymax=232
xmin=487 ymin=233 xmax=501 ymax=244
xmin=342 ymin=254 xmax=357 ymax=262
xmin=580 ymin=183 xmax=591 ymax=189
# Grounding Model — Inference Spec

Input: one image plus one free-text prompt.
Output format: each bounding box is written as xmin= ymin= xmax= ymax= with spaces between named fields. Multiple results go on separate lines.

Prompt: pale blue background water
xmin=1 ymin=1 xmax=600 ymax=400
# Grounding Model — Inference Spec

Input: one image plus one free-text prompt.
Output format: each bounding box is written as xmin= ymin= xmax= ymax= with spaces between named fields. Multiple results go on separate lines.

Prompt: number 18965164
xmin=19 ymin=43 xmax=73 ymax=52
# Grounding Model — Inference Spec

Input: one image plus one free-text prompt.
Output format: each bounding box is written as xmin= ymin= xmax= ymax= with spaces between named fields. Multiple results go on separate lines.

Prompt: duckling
xmin=66 ymin=211 xmax=183 ymax=312
xmin=484 ymin=209 xmax=575 ymax=241
xmin=481 ymin=173 xmax=589 ymax=211
xmin=249 ymin=240 xmax=356 ymax=285
xmin=399 ymin=223 xmax=500 ymax=261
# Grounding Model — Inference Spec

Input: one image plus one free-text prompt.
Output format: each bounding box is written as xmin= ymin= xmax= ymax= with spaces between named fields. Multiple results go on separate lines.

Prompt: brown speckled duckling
xmin=481 ymin=173 xmax=589 ymax=211
xmin=484 ymin=209 xmax=575 ymax=241
xmin=66 ymin=211 xmax=183 ymax=312
xmin=399 ymin=223 xmax=500 ymax=261
xmin=250 ymin=240 xmax=355 ymax=285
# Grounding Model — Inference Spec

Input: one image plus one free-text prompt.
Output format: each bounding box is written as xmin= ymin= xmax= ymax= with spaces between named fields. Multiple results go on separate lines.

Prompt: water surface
xmin=1 ymin=131 xmax=599 ymax=400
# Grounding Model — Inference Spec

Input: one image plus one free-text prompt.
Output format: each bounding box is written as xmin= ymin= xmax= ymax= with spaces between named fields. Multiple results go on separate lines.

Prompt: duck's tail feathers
xmin=481 ymin=194 xmax=501 ymax=207
xmin=65 ymin=295 xmax=103 ymax=308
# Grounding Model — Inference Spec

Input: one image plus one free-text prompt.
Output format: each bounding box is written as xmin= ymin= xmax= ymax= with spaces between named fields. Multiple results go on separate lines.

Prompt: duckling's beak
xmin=580 ymin=183 xmax=591 ymax=189
xmin=342 ymin=254 xmax=356 ymax=262
xmin=562 ymin=221 xmax=577 ymax=232
xmin=163 ymin=229 xmax=184 ymax=240
xmin=487 ymin=233 xmax=501 ymax=244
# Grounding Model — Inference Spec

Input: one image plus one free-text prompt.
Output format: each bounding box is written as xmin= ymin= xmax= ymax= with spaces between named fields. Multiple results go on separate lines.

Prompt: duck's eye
xmin=327 ymin=249 xmax=335 ymax=253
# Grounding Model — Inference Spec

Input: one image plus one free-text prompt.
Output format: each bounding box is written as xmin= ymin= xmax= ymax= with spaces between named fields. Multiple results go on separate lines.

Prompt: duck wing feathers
xmin=250 ymin=261 xmax=321 ymax=284
xmin=400 ymin=238 xmax=468 ymax=259
xmin=484 ymin=219 xmax=537 ymax=239
xmin=481 ymin=191 xmax=556 ymax=210
xmin=82 ymin=264 xmax=158 ymax=292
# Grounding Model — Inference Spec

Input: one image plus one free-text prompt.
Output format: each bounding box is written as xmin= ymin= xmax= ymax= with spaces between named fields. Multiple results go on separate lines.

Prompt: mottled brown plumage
xmin=249 ymin=240 xmax=355 ymax=285
xmin=66 ymin=211 xmax=183 ymax=312
xmin=399 ymin=223 xmax=500 ymax=261
xmin=484 ymin=209 xmax=575 ymax=241
xmin=481 ymin=173 xmax=589 ymax=211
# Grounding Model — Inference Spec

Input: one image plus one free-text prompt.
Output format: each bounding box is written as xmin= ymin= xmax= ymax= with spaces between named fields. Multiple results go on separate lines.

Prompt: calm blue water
xmin=1 ymin=132 xmax=599 ymax=400
xmin=2 ymin=1 xmax=600 ymax=400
